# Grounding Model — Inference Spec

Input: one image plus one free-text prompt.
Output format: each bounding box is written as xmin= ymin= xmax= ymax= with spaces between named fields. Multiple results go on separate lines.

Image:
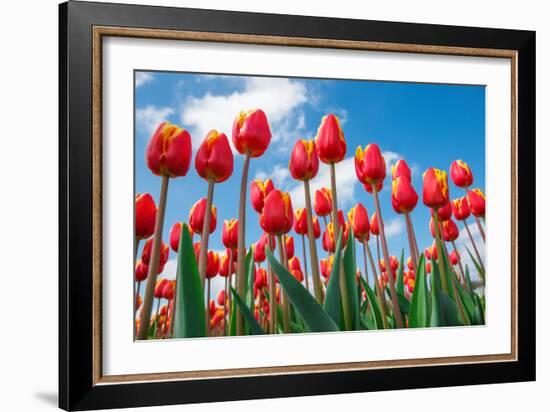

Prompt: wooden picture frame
xmin=59 ymin=1 xmax=535 ymax=410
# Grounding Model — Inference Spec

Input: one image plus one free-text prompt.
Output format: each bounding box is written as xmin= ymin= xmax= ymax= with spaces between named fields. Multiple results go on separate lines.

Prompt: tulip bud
xmin=146 ymin=122 xmax=192 ymax=177
xmin=205 ymin=251 xmax=220 ymax=279
xmin=451 ymin=196 xmax=471 ymax=221
xmin=391 ymin=176 xmax=419 ymax=214
xmin=407 ymin=256 xmax=414 ymax=271
xmin=379 ymin=256 xmax=399 ymax=274
xmin=162 ymin=280 xmax=175 ymax=300
xmin=312 ymin=216 xmax=321 ymax=239
xmin=391 ymin=159 xmax=412 ymax=182
xmin=348 ymin=203 xmax=370 ymax=240
xmin=285 ymin=235 xmax=295 ymax=259
xmin=259 ymin=190 xmax=294 ymax=235
xmin=425 ymin=261 xmax=432 ymax=274
xmin=355 ymin=144 xmax=386 ymax=185
xmin=320 ymin=255 xmax=334 ymax=280
xmin=467 ymin=188 xmax=486 ymax=217
xmin=370 ymin=212 xmax=380 ymax=236
xmin=431 ymin=200 xmax=452 ymax=221
xmin=135 ymin=260 xmax=149 ymax=282
xmin=323 ymin=222 xmax=349 ymax=252
xmin=441 ymin=219 xmax=459 ymax=242
xmin=314 ymin=188 xmax=332 ymax=217
xmin=337 ymin=210 xmax=346 ymax=227
xmin=222 ymin=219 xmax=239 ymax=249
xmin=254 ymin=267 xmax=268 ymax=289
xmin=406 ymin=277 xmax=415 ymax=294
xmin=250 ymin=179 xmax=275 ymax=214
xmin=135 ymin=193 xmax=157 ymax=240
xmin=293 ymin=208 xmax=308 ymax=235
xmin=425 ymin=242 xmax=438 ymax=261
xmin=315 ymin=114 xmax=346 ymax=163
xmin=422 ymin=167 xmax=449 ymax=209
xmin=449 ymin=250 xmax=460 ymax=265
xmin=450 ymin=160 xmax=474 ymax=188
xmin=253 ymin=241 xmax=266 ymax=263
xmin=217 ymin=290 xmax=226 ymax=306
xmin=219 ymin=252 xmax=235 ymax=277
xmin=154 ymin=279 xmax=169 ymax=299
xmin=189 ymin=198 xmax=217 ymax=235
xmin=289 ymin=139 xmax=319 ymax=181
xmin=141 ymin=238 xmax=169 ymax=270
xmin=193 ymin=242 xmax=201 ymax=262
xmin=169 ymin=222 xmax=182 ymax=252
xmin=195 ymin=130 xmax=234 ymax=183
xmin=232 ymin=109 xmax=272 ymax=157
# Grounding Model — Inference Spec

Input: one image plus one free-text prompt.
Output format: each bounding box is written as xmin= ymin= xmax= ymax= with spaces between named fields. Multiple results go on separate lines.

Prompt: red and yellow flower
xmin=289 ymin=139 xmax=319 ymax=181
xmin=195 ymin=130 xmax=234 ymax=183
xmin=232 ymin=109 xmax=272 ymax=157
xmin=135 ymin=193 xmax=157 ymax=240
xmin=391 ymin=159 xmax=412 ymax=182
xmin=422 ymin=167 xmax=449 ymax=209
xmin=222 ymin=219 xmax=239 ymax=249
xmin=467 ymin=188 xmax=486 ymax=217
xmin=391 ymin=176 xmax=418 ymax=213
xmin=450 ymin=160 xmax=474 ymax=188
xmin=189 ymin=198 xmax=217 ymax=235
xmin=314 ymin=188 xmax=332 ymax=217
xmin=355 ymin=144 xmax=386 ymax=185
xmin=259 ymin=190 xmax=294 ymax=235
xmin=315 ymin=114 xmax=347 ymax=163
xmin=451 ymin=196 xmax=471 ymax=221
xmin=348 ymin=203 xmax=370 ymax=241
xmin=145 ymin=122 xmax=192 ymax=177
xmin=250 ymin=178 xmax=275 ymax=214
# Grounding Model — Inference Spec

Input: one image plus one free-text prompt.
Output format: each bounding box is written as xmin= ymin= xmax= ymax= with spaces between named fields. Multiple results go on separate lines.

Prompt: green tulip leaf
xmin=408 ymin=254 xmax=430 ymax=328
xmin=343 ymin=232 xmax=360 ymax=330
xmin=359 ymin=276 xmax=384 ymax=330
xmin=230 ymin=286 xmax=264 ymax=335
xmin=322 ymin=232 xmax=343 ymax=326
xmin=267 ymin=248 xmax=339 ymax=333
xmin=173 ymin=223 xmax=206 ymax=338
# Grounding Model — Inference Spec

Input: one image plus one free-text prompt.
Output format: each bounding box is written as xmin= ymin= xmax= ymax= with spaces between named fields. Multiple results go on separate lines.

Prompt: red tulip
xmin=209 ymin=300 xmax=217 ymax=317
xmin=135 ymin=193 xmax=157 ymax=240
xmin=425 ymin=242 xmax=438 ymax=261
xmin=259 ymin=190 xmax=294 ymax=235
xmin=425 ymin=261 xmax=431 ymax=274
xmin=391 ymin=159 xmax=412 ymax=182
xmin=252 ymin=241 xmax=266 ymax=263
xmin=254 ymin=267 xmax=268 ymax=289
xmin=289 ymin=139 xmax=319 ymax=180
xmin=451 ymin=196 xmax=471 ymax=221
xmin=323 ymin=221 xmax=349 ymax=252
xmin=422 ymin=167 xmax=449 ymax=209
xmin=348 ymin=203 xmax=370 ymax=241
xmin=320 ymin=256 xmax=334 ymax=280
xmin=431 ymin=200 xmax=452 ymax=221
xmin=154 ymin=279 xmax=169 ymax=299
xmin=135 ymin=260 xmax=149 ymax=282
xmin=222 ymin=219 xmax=239 ymax=249
xmin=407 ymin=256 xmax=414 ymax=271
xmin=217 ymin=290 xmax=226 ymax=306
xmin=219 ymin=252 xmax=236 ymax=277
xmin=259 ymin=232 xmax=276 ymax=251
xmin=312 ymin=216 xmax=321 ymax=239
xmin=290 ymin=268 xmax=304 ymax=282
xmin=391 ymin=176 xmax=418 ymax=213
xmin=441 ymin=219 xmax=459 ymax=242
xmin=232 ymin=109 xmax=272 ymax=157
xmin=195 ymin=130 xmax=234 ymax=183
xmin=193 ymin=242 xmax=201 ymax=261
xmin=315 ymin=114 xmax=346 ymax=163
xmin=141 ymin=238 xmax=169 ymax=270
xmin=363 ymin=180 xmax=383 ymax=194
xmin=379 ymin=272 xmax=389 ymax=289
xmin=293 ymin=208 xmax=308 ymax=235
xmin=406 ymin=277 xmax=415 ymax=294
xmin=205 ymin=251 xmax=220 ymax=279
xmin=145 ymin=122 xmax=192 ymax=178
xmin=314 ymin=188 xmax=332 ymax=217
xmin=450 ymin=160 xmax=473 ymax=188
xmin=355 ymin=144 xmax=386 ymax=185
xmin=189 ymin=198 xmax=217 ymax=235
xmin=379 ymin=255 xmax=399 ymax=274
xmin=250 ymin=178 xmax=275 ymax=213
xmin=337 ymin=210 xmax=346 ymax=227
xmin=467 ymin=188 xmax=486 ymax=217
xmin=370 ymin=212 xmax=380 ymax=236
xmin=285 ymin=236 xmax=295 ymax=259
xmin=449 ymin=249 xmax=460 ymax=265
xmin=162 ymin=280 xmax=175 ymax=300
xmin=169 ymin=222 xmax=182 ymax=252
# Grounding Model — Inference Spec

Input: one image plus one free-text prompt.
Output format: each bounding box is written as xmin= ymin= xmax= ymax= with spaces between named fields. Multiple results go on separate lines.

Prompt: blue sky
xmin=134 ymin=70 xmax=485 ymax=300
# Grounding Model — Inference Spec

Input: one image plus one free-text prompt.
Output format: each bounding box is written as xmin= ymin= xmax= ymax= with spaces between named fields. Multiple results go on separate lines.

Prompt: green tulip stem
xmin=463 ymin=219 xmax=485 ymax=272
xmin=267 ymin=260 xmax=277 ymax=334
xmin=301 ymin=234 xmax=310 ymax=292
xmin=360 ymin=240 xmax=369 ymax=286
xmin=303 ymin=179 xmax=323 ymax=303
xmin=137 ymin=175 xmax=169 ymax=340
xmin=329 ymin=162 xmax=352 ymax=331
xmin=206 ymin=278 xmax=211 ymax=336
xmin=363 ymin=239 xmax=388 ymax=329
xmin=198 ymin=178 xmax=215 ymax=289
xmin=277 ymin=235 xmax=291 ymax=333
xmin=372 ymin=186 xmax=404 ymax=328
xmin=451 ymin=240 xmax=467 ymax=286
xmin=432 ymin=211 xmax=449 ymax=293
xmin=236 ymin=155 xmax=251 ymax=336
xmin=223 ymin=276 xmax=228 ymax=336
xmin=405 ymin=212 xmax=420 ymax=265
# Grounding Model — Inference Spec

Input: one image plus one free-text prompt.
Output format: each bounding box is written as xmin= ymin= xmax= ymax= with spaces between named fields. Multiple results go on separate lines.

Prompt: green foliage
xmin=230 ymin=286 xmax=265 ymax=335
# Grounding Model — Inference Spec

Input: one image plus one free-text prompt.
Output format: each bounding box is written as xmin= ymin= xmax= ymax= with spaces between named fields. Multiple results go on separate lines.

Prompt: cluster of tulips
xmin=134 ymin=109 xmax=486 ymax=339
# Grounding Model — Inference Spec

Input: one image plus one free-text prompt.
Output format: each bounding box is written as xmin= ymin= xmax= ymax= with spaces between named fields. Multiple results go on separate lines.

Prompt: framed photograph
xmin=59 ymin=1 xmax=535 ymax=410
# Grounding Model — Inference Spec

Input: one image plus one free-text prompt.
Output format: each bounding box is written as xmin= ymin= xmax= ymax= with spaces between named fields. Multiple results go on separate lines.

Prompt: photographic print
xmin=133 ymin=71 xmax=486 ymax=339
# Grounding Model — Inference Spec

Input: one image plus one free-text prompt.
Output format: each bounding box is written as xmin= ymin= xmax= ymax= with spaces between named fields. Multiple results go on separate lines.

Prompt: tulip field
xmin=134 ymin=74 xmax=486 ymax=339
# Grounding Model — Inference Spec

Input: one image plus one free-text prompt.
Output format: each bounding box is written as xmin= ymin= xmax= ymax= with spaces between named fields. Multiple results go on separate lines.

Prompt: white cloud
xmin=180 ymin=77 xmax=308 ymax=153
xmin=254 ymin=164 xmax=291 ymax=187
xmin=136 ymin=105 xmax=175 ymax=136
xmin=384 ymin=217 xmax=405 ymax=238
xmin=135 ymin=72 xmax=155 ymax=88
